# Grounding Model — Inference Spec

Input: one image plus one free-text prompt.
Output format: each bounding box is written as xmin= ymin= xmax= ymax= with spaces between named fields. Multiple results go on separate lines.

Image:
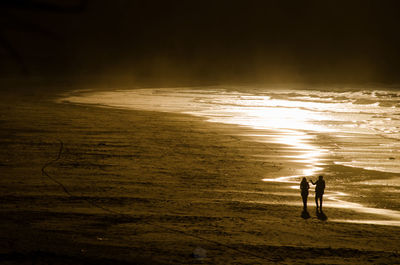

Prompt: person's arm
xmin=310 ymin=180 xmax=316 ymax=185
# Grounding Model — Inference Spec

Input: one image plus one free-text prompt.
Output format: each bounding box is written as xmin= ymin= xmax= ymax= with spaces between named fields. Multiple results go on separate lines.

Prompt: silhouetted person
xmin=300 ymin=177 xmax=310 ymax=211
xmin=311 ymin=175 xmax=325 ymax=212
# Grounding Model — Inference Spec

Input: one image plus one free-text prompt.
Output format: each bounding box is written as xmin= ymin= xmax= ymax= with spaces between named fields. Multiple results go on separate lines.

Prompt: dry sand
xmin=1 ymin=85 xmax=400 ymax=264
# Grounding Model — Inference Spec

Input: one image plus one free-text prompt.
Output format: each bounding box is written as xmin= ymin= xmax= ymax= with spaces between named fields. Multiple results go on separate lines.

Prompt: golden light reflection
xmin=327 ymin=192 xmax=400 ymax=226
xmin=62 ymin=88 xmax=400 ymax=226
xmin=263 ymin=176 xmax=299 ymax=183
xmin=65 ymin=88 xmax=332 ymax=180
xmin=262 ymin=129 xmax=328 ymax=181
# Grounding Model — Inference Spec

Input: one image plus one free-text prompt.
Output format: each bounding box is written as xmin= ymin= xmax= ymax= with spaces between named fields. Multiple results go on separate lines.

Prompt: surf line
xmin=262 ymin=174 xmax=400 ymax=226
xmin=41 ymin=140 xmax=273 ymax=262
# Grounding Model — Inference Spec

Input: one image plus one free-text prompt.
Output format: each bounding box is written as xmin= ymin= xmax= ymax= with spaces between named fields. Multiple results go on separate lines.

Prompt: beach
xmin=1 ymin=84 xmax=400 ymax=264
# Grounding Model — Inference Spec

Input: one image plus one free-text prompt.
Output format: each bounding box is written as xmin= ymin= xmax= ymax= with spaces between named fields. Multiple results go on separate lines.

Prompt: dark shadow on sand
xmin=316 ymin=210 xmax=328 ymax=221
xmin=301 ymin=210 xmax=311 ymax=219
xmin=0 ymin=251 xmax=151 ymax=265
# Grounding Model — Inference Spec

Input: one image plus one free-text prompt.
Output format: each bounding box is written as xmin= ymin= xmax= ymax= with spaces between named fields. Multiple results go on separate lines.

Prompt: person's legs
xmin=305 ymin=195 xmax=308 ymax=210
xmin=320 ymin=195 xmax=323 ymax=211
xmin=315 ymin=194 xmax=319 ymax=210
xmin=302 ymin=194 xmax=307 ymax=210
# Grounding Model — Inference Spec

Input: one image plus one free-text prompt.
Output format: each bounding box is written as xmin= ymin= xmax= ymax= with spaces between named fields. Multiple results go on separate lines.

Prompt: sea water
xmin=62 ymin=86 xmax=400 ymax=224
xmin=63 ymin=87 xmax=400 ymax=174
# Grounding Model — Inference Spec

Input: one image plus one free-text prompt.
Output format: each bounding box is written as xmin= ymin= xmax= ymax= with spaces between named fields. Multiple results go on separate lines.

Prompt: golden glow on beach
xmin=261 ymin=130 xmax=328 ymax=181
xmin=63 ymin=88 xmax=400 ymax=226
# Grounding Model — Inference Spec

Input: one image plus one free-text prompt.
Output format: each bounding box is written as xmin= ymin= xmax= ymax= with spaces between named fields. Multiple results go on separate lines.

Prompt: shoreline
xmin=61 ymin=87 xmax=400 ymax=225
xmin=1 ymin=86 xmax=400 ymax=264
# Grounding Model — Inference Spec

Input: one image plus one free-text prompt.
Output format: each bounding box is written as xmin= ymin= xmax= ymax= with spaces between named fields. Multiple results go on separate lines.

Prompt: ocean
xmin=62 ymin=86 xmax=400 ymax=225
xmin=63 ymin=87 xmax=400 ymax=173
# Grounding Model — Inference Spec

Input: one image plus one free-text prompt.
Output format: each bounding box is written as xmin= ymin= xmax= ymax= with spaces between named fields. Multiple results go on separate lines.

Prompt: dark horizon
xmin=1 ymin=0 xmax=400 ymax=87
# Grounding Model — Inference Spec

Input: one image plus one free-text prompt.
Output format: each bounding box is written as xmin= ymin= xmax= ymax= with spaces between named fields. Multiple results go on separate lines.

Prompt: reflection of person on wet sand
xmin=300 ymin=177 xmax=310 ymax=211
xmin=311 ymin=175 xmax=325 ymax=212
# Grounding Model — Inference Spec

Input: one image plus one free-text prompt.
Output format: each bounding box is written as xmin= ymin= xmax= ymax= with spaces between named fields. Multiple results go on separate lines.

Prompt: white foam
xmin=62 ymin=87 xmax=400 ymax=175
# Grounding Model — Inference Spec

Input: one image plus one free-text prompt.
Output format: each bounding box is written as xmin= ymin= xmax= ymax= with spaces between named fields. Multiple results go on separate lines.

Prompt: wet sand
xmin=1 ymin=85 xmax=400 ymax=264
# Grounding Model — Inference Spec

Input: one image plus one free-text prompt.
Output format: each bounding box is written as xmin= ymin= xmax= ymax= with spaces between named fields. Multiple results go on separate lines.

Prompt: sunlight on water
xmin=62 ymin=87 xmax=400 ymax=175
xmin=327 ymin=191 xmax=400 ymax=226
xmin=62 ymin=87 xmax=400 ymax=225
xmin=62 ymin=87 xmax=400 ymax=174
xmin=331 ymin=219 xmax=400 ymax=226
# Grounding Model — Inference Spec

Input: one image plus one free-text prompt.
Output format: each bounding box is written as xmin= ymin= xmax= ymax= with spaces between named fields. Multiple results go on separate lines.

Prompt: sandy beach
xmin=1 ymin=84 xmax=400 ymax=264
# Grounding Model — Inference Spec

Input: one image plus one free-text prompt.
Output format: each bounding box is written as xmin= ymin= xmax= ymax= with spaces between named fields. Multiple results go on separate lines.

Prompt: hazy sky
xmin=1 ymin=0 xmax=400 ymax=85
